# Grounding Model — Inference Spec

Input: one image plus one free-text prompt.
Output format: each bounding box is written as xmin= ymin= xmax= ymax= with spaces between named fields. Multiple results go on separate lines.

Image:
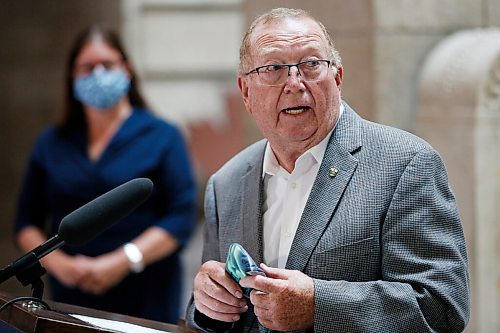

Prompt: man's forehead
xmin=250 ymin=17 xmax=327 ymax=57
xmin=257 ymin=41 xmax=326 ymax=60
xmin=252 ymin=16 xmax=325 ymax=41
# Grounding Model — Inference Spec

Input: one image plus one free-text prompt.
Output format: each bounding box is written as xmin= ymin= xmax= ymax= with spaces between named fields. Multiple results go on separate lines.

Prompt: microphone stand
xmin=0 ymin=235 xmax=64 ymax=310
xmin=0 ymin=257 xmax=48 ymax=310
xmin=12 ymin=253 xmax=46 ymax=296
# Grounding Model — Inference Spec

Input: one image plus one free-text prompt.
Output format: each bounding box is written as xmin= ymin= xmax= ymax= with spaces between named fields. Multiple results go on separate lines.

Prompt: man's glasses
xmin=245 ymin=59 xmax=332 ymax=86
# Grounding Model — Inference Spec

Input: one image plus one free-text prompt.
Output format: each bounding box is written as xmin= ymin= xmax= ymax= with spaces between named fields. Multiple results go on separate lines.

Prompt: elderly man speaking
xmin=186 ymin=7 xmax=470 ymax=333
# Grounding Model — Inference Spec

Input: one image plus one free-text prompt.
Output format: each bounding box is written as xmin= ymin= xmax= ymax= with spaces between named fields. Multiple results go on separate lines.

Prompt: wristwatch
xmin=123 ymin=242 xmax=145 ymax=273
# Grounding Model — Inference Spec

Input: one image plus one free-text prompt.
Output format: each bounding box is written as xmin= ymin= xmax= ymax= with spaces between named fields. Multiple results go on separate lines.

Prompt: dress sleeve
xmin=153 ymin=126 xmax=197 ymax=247
xmin=14 ymin=138 xmax=49 ymax=234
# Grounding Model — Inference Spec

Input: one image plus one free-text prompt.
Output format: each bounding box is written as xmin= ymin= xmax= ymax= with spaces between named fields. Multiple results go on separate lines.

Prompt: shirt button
xmin=290 ymin=182 xmax=297 ymax=189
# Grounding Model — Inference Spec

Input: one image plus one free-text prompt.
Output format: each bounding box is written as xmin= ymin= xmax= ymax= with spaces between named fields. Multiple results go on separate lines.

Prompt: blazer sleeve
xmin=185 ymin=176 xmax=234 ymax=332
xmin=313 ymin=147 xmax=470 ymax=332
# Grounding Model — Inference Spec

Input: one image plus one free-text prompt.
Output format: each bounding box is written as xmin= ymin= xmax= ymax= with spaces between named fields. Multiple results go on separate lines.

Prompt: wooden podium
xmin=0 ymin=291 xmax=196 ymax=333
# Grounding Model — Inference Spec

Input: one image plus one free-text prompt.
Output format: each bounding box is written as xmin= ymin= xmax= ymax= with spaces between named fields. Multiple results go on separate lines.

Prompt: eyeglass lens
xmin=75 ymin=60 xmax=122 ymax=75
xmin=257 ymin=60 xmax=329 ymax=86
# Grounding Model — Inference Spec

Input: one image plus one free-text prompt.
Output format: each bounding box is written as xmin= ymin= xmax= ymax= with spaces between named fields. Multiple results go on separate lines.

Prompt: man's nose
xmin=287 ymin=65 xmax=302 ymax=78
xmin=284 ymin=66 xmax=305 ymax=91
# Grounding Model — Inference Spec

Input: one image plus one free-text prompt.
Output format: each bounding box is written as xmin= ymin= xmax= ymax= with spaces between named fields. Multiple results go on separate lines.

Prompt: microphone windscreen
xmin=58 ymin=178 xmax=153 ymax=245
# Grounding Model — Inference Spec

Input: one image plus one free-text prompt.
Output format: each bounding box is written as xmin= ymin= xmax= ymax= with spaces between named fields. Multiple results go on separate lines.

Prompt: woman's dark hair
xmin=59 ymin=26 xmax=148 ymax=133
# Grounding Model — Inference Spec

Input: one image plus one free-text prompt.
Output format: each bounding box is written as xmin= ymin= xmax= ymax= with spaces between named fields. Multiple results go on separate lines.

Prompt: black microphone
xmin=0 ymin=178 xmax=153 ymax=285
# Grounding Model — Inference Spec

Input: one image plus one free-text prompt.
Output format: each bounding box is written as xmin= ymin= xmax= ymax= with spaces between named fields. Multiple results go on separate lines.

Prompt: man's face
xmin=238 ymin=17 xmax=343 ymax=155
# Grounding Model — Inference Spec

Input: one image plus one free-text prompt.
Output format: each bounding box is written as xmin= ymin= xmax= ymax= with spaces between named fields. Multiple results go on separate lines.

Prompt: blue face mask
xmin=73 ymin=66 xmax=131 ymax=109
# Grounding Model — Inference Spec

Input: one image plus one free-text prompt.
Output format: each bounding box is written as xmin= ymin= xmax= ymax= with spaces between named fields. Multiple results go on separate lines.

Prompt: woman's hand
xmin=74 ymin=250 xmax=130 ymax=294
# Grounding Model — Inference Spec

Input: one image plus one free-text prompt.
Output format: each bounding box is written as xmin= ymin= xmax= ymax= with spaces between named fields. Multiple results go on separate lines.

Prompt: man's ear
xmin=335 ymin=66 xmax=343 ymax=87
xmin=237 ymin=75 xmax=252 ymax=114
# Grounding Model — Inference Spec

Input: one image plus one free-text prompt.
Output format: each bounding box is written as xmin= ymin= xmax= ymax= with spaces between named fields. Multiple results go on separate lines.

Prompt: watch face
xmin=225 ymin=243 xmax=265 ymax=297
xmin=123 ymin=243 xmax=144 ymax=273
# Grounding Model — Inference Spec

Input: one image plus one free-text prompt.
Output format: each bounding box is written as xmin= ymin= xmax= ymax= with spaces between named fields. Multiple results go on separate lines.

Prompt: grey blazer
xmin=186 ymin=103 xmax=470 ymax=333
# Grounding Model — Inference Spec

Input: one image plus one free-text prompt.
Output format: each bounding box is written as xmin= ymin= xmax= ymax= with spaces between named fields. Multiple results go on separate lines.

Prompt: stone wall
xmin=374 ymin=0 xmax=500 ymax=131
xmin=417 ymin=29 xmax=500 ymax=333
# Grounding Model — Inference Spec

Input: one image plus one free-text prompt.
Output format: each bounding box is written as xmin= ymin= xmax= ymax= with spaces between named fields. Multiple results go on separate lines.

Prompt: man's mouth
xmin=281 ymin=106 xmax=311 ymax=115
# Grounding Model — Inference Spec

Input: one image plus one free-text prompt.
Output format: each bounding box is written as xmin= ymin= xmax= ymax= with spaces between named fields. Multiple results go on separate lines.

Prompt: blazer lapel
xmin=239 ymin=141 xmax=266 ymax=264
xmin=286 ymin=104 xmax=362 ymax=271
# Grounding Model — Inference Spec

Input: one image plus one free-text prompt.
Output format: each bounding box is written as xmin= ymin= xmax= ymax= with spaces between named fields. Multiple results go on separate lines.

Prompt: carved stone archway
xmin=416 ymin=29 xmax=500 ymax=333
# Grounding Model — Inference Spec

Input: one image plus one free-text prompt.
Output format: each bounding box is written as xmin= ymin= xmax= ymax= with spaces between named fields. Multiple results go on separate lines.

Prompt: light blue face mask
xmin=73 ymin=66 xmax=131 ymax=109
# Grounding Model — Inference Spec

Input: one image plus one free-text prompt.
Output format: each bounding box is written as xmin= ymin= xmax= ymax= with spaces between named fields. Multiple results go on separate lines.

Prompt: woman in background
xmin=14 ymin=26 xmax=197 ymax=323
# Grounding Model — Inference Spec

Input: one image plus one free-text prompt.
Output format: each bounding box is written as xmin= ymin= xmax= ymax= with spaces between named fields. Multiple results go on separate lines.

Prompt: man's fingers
xmin=196 ymin=302 xmax=241 ymax=323
xmin=195 ymin=289 xmax=247 ymax=314
xmin=249 ymin=289 xmax=270 ymax=309
xmin=202 ymin=261 xmax=243 ymax=298
xmin=198 ymin=273 xmax=244 ymax=307
xmin=193 ymin=261 xmax=248 ymax=322
xmin=240 ymin=274 xmax=284 ymax=293
xmin=203 ymin=279 xmax=246 ymax=307
xmin=260 ymin=263 xmax=289 ymax=279
xmin=250 ymin=290 xmax=272 ymax=310
xmin=211 ymin=274 xmax=243 ymax=299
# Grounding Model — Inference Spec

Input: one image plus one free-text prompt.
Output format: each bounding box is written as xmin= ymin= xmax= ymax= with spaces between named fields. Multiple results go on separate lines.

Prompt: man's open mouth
xmin=281 ymin=106 xmax=311 ymax=114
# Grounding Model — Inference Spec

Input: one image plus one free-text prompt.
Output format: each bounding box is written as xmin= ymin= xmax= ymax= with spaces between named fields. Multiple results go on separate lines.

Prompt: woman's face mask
xmin=73 ymin=66 xmax=130 ymax=110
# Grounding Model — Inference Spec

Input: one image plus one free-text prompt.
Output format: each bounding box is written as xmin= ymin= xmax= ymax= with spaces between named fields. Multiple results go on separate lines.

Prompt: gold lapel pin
xmin=329 ymin=166 xmax=339 ymax=178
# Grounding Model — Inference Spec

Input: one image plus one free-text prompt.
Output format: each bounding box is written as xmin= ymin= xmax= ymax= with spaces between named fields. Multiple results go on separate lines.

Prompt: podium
xmin=0 ymin=291 xmax=196 ymax=332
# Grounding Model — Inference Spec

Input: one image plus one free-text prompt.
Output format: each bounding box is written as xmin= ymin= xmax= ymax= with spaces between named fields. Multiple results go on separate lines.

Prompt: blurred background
xmin=0 ymin=0 xmax=498 ymax=332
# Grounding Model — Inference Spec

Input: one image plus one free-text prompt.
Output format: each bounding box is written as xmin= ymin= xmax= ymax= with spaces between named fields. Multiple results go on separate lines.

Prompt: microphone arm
xmin=0 ymin=237 xmax=63 ymax=300
xmin=0 ymin=235 xmax=63 ymax=285
xmin=0 ymin=234 xmax=64 ymax=298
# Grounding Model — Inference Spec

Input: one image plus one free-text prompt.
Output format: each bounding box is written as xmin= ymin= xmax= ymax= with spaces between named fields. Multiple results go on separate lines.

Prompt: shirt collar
xmin=262 ymin=103 xmax=344 ymax=177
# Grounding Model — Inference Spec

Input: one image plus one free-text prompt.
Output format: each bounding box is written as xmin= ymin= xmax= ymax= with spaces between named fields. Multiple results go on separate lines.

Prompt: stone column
xmin=416 ymin=28 xmax=500 ymax=333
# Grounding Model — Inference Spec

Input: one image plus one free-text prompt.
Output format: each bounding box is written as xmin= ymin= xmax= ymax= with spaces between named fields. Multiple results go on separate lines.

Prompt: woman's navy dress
xmin=15 ymin=108 xmax=197 ymax=323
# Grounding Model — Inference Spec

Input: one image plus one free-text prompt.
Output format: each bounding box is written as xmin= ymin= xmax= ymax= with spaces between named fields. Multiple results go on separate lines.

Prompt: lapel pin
xmin=329 ymin=166 xmax=339 ymax=178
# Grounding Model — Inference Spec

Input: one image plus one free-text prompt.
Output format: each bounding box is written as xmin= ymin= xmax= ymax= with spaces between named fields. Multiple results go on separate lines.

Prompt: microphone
xmin=0 ymin=178 xmax=153 ymax=285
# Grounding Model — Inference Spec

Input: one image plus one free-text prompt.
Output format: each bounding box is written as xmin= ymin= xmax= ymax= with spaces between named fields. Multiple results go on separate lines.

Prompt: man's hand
xmin=193 ymin=260 xmax=248 ymax=322
xmin=239 ymin=263 xmax=315 ymax=331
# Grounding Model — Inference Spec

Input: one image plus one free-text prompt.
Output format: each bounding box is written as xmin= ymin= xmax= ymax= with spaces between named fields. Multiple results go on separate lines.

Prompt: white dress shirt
xmin=262 ymin=105 xmax=344 ymax=268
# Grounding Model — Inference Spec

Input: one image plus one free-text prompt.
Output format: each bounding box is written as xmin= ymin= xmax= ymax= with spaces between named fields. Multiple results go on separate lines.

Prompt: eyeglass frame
xmin=244 ymin=59 xmax=333 ymax=86
xmin=74 ymin=59 xmax=125 ymax=76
